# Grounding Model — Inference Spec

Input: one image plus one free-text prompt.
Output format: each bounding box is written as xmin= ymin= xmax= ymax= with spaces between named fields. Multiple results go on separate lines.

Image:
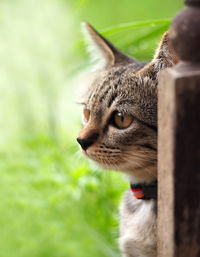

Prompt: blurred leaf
xmin=101 ymin=19 xmax=170 ymax=35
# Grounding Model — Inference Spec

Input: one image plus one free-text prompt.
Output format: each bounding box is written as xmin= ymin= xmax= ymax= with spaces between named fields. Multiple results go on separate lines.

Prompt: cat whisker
xmin=94 ymin=149 xmax=121 ymax=154
xmin=123 ymin=152 xmax=156 ymax=163
xmin=124 ymin=150 xmax=157 ymax=161
xmin=121 ymin=153 xmax=157 ymax=179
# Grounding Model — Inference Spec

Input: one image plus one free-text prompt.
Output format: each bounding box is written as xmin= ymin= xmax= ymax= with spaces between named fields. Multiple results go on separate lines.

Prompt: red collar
xmin=130 ymin=181 xmax=157 ymax=200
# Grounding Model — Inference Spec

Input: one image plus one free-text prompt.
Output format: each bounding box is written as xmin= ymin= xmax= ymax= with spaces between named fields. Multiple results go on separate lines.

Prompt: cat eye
xmin=113 ymin=112 xmax=133 ymax=129
xmin=83 ymin=106 xmax=90 ymax=123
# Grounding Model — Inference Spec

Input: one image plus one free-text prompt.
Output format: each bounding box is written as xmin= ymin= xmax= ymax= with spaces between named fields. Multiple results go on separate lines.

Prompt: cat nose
xmin=77 ymin=138 xmax=93 ymax=151
xmin=77 ymin=133 xmax=99 ymax=151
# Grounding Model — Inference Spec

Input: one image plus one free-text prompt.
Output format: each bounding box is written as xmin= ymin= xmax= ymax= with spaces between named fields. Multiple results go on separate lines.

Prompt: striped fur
xmin=78 ymin=23 xmax=178 ymax=257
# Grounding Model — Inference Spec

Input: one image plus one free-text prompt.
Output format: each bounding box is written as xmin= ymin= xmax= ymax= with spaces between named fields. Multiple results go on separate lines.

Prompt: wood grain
xmin=158 ymin=0 xmax=200 ymax=256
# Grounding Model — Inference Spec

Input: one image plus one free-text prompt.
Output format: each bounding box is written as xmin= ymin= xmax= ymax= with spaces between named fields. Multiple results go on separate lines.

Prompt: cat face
xmin=77 ymin=23 xmax=178 ymax=182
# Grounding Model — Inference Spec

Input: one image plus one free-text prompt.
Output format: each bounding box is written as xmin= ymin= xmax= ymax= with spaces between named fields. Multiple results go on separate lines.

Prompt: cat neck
xmin=126 ymin=169 xmax=157 ymax=200
xmin=125 ymin=166 xmax=157 ymax=185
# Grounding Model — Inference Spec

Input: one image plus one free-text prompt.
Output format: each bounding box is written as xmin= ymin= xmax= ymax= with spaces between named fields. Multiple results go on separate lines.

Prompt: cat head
xmin=77 ymin=22 xmax=178 ymax=183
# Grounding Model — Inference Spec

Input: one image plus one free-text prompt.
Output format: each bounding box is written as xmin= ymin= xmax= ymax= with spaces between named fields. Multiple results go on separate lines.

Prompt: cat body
xmin=77 ymin=22 xmax=178 ymax=257
xmin=120 ymin=191 xmax=156 ymax=257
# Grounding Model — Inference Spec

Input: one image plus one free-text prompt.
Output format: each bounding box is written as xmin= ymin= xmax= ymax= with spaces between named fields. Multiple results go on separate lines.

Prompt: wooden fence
xmin=158 ymin=0 xmax=200 ymax=256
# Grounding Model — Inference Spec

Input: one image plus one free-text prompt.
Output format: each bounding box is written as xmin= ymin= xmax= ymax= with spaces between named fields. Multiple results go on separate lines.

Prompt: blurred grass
xmin=0 ymin=0 xmax=183 ymax=256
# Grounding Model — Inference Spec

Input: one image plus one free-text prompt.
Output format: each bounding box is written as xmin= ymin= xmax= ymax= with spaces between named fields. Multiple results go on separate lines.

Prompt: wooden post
xmin=158 ymin=0 xmax=200 ymax=256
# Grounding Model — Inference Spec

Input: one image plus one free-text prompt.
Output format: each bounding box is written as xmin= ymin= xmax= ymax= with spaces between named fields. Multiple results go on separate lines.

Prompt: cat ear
xmin=152 ymin=31 xmax=179 ymax=72
xmin=82 ymin=22 xmax=134 ymax=69
xmin=137 ymin=31 xmax=179 ymax=79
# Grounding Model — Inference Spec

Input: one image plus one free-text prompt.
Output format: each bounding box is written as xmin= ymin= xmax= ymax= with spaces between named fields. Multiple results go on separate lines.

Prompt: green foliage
xmin=0 ymin=135 xmax=125 ymax=257
xmin=0 ymin=0 xmax=183 ymax=256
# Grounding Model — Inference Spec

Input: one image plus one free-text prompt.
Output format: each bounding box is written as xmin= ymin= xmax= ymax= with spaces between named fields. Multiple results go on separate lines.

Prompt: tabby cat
xmin=77 ymin=22 xmax=178 ymax=257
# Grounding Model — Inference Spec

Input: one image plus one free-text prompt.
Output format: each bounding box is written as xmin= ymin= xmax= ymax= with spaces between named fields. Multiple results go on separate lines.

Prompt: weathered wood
xmin=170 ymin=7 xmax=200 ymax=61
xmin=158 ymin=64 xmax=200 ymax=257
xmin=158 ymin=69 xmax=175 ymax=257
xmin=158 ymin=0 xmax=200 ymax=256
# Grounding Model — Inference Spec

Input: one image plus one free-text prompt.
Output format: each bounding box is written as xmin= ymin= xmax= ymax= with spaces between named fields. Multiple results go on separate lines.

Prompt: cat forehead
xmin=86 ymin=66 xmax=157 ymax=113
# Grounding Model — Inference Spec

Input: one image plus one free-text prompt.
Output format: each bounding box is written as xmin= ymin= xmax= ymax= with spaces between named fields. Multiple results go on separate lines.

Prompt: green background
xmin=0 ymin=1 xmax=183 ymax=257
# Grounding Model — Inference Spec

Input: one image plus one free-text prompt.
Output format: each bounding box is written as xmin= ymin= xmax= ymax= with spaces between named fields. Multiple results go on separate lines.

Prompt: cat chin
xmin=85 ymin=150 xmax=157 ymax=183
xmin=88 ymin=156 xmax=122 ymax=170
xmin=90 ymin=158 xmax=132 ymax=173
xmin=94 ymin=162 xmax=157 ymax=184
xmin=124 ymin=173 xmax=156 ymax=184
xmin=92 ymin=159 xmax=157 ymax=184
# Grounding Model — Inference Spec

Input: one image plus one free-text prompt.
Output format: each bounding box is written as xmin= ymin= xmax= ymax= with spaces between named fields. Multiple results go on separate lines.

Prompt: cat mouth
xmin=85 ymin=149 xmax=124 ymax=169
xmin=85 ymin=148 xmax=157 ymax=173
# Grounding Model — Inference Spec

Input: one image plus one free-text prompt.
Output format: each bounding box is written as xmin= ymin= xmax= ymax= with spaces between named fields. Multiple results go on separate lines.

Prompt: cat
xmin=77 ymin=22 xmax=178 ymax=257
